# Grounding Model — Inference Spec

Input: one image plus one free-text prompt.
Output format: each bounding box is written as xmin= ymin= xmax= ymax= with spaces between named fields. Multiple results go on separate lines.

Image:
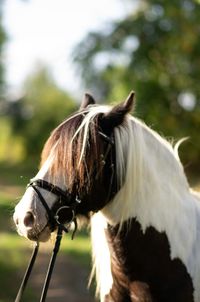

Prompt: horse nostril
xmin=24 ymin=211 xmax=35 ymax=227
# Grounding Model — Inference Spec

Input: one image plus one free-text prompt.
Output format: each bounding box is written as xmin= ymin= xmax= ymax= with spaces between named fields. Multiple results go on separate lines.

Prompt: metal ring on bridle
xmin=54 ymin=206 xmax=75 ymax=225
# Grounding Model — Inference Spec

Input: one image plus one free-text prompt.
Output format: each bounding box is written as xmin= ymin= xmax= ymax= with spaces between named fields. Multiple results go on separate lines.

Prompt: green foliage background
xmin=74 ymin=0 xmax=200 ymax=174
xmin=1 ymin=0 xmax=200 ymax=174
xmin=9 ymin=67 xmax=76 ymax=160
xmin=0 ymin=66 xmax=77 ymax=164
xmin=0 ymin=1 xmax=7 ymax=97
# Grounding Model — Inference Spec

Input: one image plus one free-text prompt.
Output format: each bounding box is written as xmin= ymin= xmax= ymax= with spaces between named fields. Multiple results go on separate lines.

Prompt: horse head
xmin=13 ymin=92 xmax=135 ymax=242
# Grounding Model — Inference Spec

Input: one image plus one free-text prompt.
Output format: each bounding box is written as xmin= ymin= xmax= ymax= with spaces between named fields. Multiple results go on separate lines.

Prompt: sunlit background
xmin=0 ymin=0 xmax=200 ymax=301
xmin=3 ymin=0 xmax=130 ymax=96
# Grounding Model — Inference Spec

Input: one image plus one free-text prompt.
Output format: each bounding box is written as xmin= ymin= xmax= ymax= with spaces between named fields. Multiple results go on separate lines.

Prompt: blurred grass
xmin=0 ymin=234 xmax=36 ymax=302
xmin=0 ymin=198 xmax=36 ymax=301
xmin=61 ymin=230 xmax=91 ymax=266
xmin=0 ymin=162 xmax=91 ymax=302
xmin=0 ymin=161 xmax=37 ymax=186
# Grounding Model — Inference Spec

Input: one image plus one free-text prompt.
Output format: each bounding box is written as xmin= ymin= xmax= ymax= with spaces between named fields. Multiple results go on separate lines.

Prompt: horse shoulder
xmin=106 ymin=218 xmax=194 ymax=302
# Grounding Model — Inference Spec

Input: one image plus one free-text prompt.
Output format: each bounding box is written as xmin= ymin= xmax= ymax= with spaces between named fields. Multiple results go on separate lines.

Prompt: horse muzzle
xmin=13 ymin=210 xmax=51 ymax=242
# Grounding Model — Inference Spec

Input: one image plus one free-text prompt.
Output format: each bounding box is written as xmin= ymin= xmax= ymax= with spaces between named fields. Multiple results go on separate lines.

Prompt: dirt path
xmin=31 ymin=248 xmax=96 ymax=302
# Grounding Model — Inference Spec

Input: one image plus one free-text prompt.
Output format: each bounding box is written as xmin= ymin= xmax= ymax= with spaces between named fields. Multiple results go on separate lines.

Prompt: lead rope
xmin=40 ymin=224 xmax=63 ymax=302
xmin=15 ymin=242 xmax=39 ymax=302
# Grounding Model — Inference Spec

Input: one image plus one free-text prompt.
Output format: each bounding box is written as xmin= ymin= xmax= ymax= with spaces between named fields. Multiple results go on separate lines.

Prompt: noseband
xmin=28 ymin=179 xmax=81 ymax=235
xmin=15 ymin=130 xmax=115 ymax=302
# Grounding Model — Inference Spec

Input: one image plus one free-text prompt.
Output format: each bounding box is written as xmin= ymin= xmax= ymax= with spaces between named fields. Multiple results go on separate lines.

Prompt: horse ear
xmin=80 ymin=93 xmax=96 ymax=110
xmin=101 ymin=91 xmax=135 ymax=130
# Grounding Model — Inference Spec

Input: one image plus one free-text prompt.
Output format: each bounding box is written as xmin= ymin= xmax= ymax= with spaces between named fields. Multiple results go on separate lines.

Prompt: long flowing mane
xmin=104 ymin=115 xmax=191 ymax=230
xmin=91 ymin=113 xmax=200 ymax=301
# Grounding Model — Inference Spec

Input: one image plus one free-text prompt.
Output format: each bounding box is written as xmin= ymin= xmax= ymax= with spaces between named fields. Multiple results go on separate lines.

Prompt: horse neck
xmin=101 ymin=116 xmax=197 ymax=261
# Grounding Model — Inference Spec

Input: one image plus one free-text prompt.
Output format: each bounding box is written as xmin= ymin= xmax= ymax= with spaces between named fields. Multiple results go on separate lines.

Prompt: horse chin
xmin=26 ymin=226 xmax=51 ymax=242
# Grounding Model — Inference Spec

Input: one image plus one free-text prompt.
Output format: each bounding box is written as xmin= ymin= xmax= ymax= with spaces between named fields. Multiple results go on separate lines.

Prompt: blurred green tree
xmin=73 ymin=0 xmax=200 ymax=173
xmin=0 ymin=1 xmax=7 ymax=98
xmin=9 ymin=66 xmax=76 ymax=162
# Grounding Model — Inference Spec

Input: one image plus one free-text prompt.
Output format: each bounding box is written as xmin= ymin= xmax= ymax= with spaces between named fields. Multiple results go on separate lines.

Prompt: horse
xmin=13 ymin=91 xmax=200 ymax=302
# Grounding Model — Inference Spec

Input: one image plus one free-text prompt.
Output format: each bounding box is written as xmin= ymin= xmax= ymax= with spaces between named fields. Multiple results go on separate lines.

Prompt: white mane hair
xmin=78 ymin=106 xmax=200 ymax=302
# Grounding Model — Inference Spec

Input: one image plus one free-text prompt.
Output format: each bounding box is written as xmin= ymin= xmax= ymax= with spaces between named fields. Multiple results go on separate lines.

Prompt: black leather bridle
xmin=15 ymin=179 xmax=81 ymax=302
xmin=29 ymin=179 xmax=81 ymax=234
xmin=15 ymin=130 xmax=115 ymax=302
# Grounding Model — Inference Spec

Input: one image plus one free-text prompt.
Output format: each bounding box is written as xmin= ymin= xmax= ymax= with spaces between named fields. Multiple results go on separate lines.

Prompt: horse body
xmin=14 ymin=92 xmax=200 ymax=302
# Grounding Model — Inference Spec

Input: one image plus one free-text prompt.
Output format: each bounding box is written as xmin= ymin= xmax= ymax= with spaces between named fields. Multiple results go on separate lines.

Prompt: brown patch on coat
xmin=105 ymin=219 xmax=194 ymax=302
